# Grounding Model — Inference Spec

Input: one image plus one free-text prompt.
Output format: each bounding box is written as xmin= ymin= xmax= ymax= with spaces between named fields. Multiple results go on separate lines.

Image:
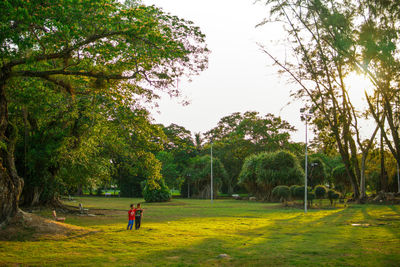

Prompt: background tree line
xmin=1 ymin=0 xmax=399 ymax=228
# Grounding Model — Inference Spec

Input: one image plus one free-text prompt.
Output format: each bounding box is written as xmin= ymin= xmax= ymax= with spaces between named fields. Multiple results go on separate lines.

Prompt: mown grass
xmin=0 ymin=197 xmax=399 ymax=266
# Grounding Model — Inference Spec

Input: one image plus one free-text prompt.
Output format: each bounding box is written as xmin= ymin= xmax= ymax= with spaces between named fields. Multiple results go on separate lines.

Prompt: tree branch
xmin=5 ymin=29 xmax=156 ymax=69
xmin=13 ymin=69 xmax=141 ymax=80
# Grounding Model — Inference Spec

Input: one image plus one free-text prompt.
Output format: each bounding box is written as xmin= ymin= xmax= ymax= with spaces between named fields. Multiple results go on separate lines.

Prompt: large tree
xmin=204 ymin=111 xmax=296 ymax=194
xmin=239 ymin=150 xmax=303 ymax=200
xmin=184 ymin=155 xmax=227 ymax=199
xmin=11 ymin=78 xmax=115 ymax=205
xmin=160 ymin=123 xmax=197 ymax=188
xmin=0 ymin=0 xmax=208 ymax=226
xmin=258 ymin=0 xmax=399 ymax=200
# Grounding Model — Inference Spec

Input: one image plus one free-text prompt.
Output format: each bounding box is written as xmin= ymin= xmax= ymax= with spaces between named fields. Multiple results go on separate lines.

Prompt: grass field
xmin=1 ymin=197 xmax=399 ymax=266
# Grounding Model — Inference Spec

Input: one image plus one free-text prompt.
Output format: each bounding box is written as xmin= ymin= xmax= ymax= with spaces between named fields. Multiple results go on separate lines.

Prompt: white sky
xmin=143 ymin=0 xmax=374 ymax=143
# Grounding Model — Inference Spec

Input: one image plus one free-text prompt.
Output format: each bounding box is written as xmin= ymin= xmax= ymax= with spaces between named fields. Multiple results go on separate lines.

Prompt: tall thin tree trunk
xmin=380 ymin=129 xmax=387 ymax=192
xmin=31 ymin=186 xmax=42 ymax=206
xmin=359 ymin=123 xmax=379 ymax=201
xmin=360 ymin=155 xmax=367 ymax=201
xmin=0 ymin=72 xmax=24 ymax=227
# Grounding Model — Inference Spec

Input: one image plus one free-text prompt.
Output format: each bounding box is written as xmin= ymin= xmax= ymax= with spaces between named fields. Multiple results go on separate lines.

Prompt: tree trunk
xmin=360 ymin=154 xmax=367 ymax=201
xmin=0 ymin=72 xmax=24 ymax=227
xmin=336 ymin=138 xmax=360 ymax=199
xmin=359 ymin=124 xmax=379 ymax=202
xmin=77 ymin=185 xmax=83 ymax=196
xmin=31 ymin=186 xmax=42 ymax=206
xmin=380 ymin=131 xmax=388 ymax=192
xmin=227 ymin=183 xmax=234 ymax=196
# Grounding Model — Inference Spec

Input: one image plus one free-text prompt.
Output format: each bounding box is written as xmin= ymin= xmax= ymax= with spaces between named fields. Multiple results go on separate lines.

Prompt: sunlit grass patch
xmin=0 ymin=198 xmax=399 ymax=266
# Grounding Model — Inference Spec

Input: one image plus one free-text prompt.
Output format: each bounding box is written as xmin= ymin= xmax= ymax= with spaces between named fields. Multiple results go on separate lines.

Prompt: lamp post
xmin=300 ymin=108 xmax=312 ymax=213
xmin=210 ymin=140 xmax=213 ymax=204
xmin=310 ymin=162 xmax=318 ymax=181
xmin=187 ymin=174 xmax=191 ymax=198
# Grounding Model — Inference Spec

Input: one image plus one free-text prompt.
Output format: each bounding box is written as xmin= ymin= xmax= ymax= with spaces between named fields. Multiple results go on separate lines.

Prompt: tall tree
xmin=259 ymin=0 xmax=394 ymax=200
xmin=204 ymin=111 xmax=296 ymax=194
xmin=184 ymin=155 xmax=227 ymax=199
xmin=239 ymin=151 xmax=303 ymax=200
xmin=160 ymin=123 xmax=196 ymax=187
xmin=0 ymin=0 xmax=208 ymax=226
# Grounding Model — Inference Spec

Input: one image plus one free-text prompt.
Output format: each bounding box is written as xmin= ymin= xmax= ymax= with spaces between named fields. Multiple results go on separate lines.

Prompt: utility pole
xmin=300 ymin=108 xmax=312 ymax=213
xmin=211 ymin=141 xmax=213 ymax=204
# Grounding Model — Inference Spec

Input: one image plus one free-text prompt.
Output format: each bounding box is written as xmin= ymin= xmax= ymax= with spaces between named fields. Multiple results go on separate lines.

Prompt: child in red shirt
xmin=127 ymin=204 xmax=135 ymax=230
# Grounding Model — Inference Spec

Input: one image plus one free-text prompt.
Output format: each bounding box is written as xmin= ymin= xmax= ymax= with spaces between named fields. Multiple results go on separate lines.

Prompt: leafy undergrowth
xmin=0 ymin=198 xmax=399 ymax=266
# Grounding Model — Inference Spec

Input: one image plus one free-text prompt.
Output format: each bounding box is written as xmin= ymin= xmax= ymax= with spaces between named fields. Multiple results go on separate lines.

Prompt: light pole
xmin=310 ymin=162 xmax=318 ymax=181
xmin=210 ymin=141 xmax=213 ymax=204
xmin=300 ymin=108 xmax=312 ymax=213
xmin=187 ymin=174 xmax=191 ymax=198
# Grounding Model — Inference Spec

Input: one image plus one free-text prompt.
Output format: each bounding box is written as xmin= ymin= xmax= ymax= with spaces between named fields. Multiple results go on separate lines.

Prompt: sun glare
xmin=345 ymin=72 xmax=375 ymax=96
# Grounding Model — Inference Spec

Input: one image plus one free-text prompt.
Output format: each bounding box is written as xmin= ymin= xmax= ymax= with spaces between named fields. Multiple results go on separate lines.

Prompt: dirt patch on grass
xmin=0 ymin=211 xmax=98 ymax=241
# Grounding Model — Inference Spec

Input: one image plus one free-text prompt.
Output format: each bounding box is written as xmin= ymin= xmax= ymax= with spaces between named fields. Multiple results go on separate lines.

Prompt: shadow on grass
xmin=361 ymin=205 xmax=400 ymax=240
xmin=130 ymin=206 xmax=400 ymax=266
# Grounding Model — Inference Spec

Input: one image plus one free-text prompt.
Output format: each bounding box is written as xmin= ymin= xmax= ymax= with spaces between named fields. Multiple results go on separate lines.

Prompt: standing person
xmin=127 ymin=204 xmax=135 ymax=230
xmin=135 ymin=203 xmax=144 ymax=230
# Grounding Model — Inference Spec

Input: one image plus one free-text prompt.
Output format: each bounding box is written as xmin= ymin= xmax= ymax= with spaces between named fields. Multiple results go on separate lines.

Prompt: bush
xmin=314 ymin=185 xmax=327 ymax=206
xmin=142 ymin=180 xmax=171 ymax=202
xmin=289 ymin=185 xmax=298 ymax=200
xmin=314 ymin=185 xmax=327 ymax=199
xmin=272 ymin=185 xmax=290 ymax=203
xmin=332 ymin=164 xmax=351 ymax=196
xmin=327 ymin=189 xmax=341 ymax=206
xmin=238 ymin=154 xmax=261 ymax=199
xmin=290 ymin=185 xmax=301 ymax=200
xmin=293 ymin=186 xmax=313 ymax=203
xmin=307 ymin=191 xmax=315 ymax=207
xmin=293 ymin=186 xmax=305 ymax=200
xmin=300 ymin=157 xmax=326 ymax=188
xmin=293 ymin=186 xmax=303 ymax=201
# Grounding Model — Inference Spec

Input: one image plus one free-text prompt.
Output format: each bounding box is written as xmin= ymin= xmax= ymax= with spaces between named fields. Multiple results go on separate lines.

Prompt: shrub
xmin=239 ymin=154 xmax=264 ymax=200
xmin=289 ymin=185 xmax=299 ymax=200
xmin=293 ymin=186 xmax=313 ymax=204
xmin=293 ymin=186 xmax=305 ymax=200
xmin=332 ymin=165 xmax=351 ymax=196
xmin=272 ymin=185 xmax=290 ymax=204
xmin=271 ymin=186 xmax=280 ymax=200
xmin=314 ymin=185 xmax=327 ymax=199
xmin=307 ymin=191 xmax=315 ymax=207
xmin=142 ymin=180 xmax=171 ymax=202
xmin=314 ymin=185 xmax=327 ymax=206
xmin=300 ymin=157 xmax=326 ymax=188
xmin=327 ymin=189 xmax=341 ymax=206
xmin=289 ymin=185 xmax=304 ymax=200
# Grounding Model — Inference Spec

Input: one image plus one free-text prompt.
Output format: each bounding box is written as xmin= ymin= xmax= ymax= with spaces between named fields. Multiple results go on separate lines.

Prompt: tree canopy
xmin=239 ymin=151 xmax=303 ymax=200
xmin=0 ymin=0 xmax=208 ymax=226
xmin=259 ymin=0 xmax=400 ymax=200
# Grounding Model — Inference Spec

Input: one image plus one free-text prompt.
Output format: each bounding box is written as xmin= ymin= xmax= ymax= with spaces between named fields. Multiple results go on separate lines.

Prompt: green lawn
xmin=1 ymin=198 xmax=399 ymax=266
